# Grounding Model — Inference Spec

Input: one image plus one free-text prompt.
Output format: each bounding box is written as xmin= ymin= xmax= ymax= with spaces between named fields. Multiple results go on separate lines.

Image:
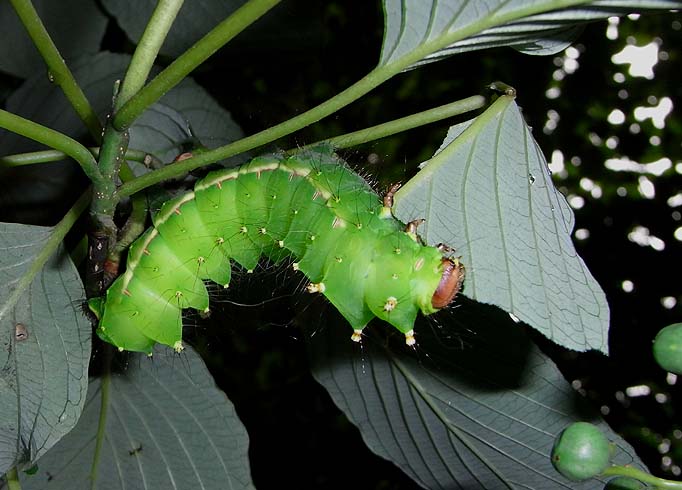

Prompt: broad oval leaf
xmin=0 ymin=223 xmax=90 ymax=474
xmin=393 ymin=96 xmax=608 ymax=353
xmin=19 ymin=345 xmax=254 ymax=490
xmin=0 ymin=0 xmax=108 ymax=78
xmin=309 ymin=304 xmax=646 ymax=489
xmin=380 ymin=0 xmax=682 ymax=70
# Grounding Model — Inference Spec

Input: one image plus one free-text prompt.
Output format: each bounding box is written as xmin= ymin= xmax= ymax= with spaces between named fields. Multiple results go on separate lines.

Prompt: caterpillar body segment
xmin=89 ymin=150 xmax=464 ymax=353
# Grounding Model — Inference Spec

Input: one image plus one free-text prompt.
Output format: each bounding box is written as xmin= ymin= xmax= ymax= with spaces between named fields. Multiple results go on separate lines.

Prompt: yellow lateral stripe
xmin=153 ymin=192 xmax=196 ymax=224
xmin=121 ymin=228 xmax=159 ymax=290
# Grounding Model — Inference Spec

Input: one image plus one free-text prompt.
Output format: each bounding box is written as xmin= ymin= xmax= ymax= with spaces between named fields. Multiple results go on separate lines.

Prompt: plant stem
xmin=5 ymin=467 xmax=21 ymax=490
xmin=113 ymin=0 xmax=281 ymax=130
xmin=117 ymin=63 xmax=398 ymax=198
xmin=115 ymin=0 xmax=185 ymax=109
xmin=116 ymin=0 xmax=598 ymax=197
xmin=0 ymin=190 xmax=91 ymax=323
xmin=90 ymin=124 xmax=129 ymax=236
xmin=601 ymin=465 xmax=682 ymax=489
xmin=317 ymin=95 xmax=486 ymax=149
xmin=89 ymin=345 xmax=113 ymax=489
xmin=0 ymin=148 xmax=161 ymax=168
xmin=8 ymin=0 xmax=102 ymax=141
xmin=0 ymin=109 xmax=102 ymax=184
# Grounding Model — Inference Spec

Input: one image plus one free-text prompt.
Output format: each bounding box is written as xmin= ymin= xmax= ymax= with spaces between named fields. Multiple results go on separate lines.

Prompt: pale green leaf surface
xmin=19 ymin=345 xmax=254 ymax=490
xmin=309 ymin=302 xmax=645 ymax=489
xmin=0 ymin=0 xmax=108 ymax=78
xmin=0 ymin=223 xmax=90 ymax=474
xmin=102 ymin=0 xmax=246 ymax=58
xmin=380 ymin=0 xmax=682 ymax=69
xmin=393 ymin=96 xmax=608 ymax=353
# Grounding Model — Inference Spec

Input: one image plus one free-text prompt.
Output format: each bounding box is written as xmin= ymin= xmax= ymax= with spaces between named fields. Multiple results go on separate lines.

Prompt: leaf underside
xmin=19 ymin=345 xmax=254 ymax=490
xmin=394 ymin=96 xmax=609 ymax=353
xmin=380 ymin=0 xmax=682 ymax=70
xmin=309 ymin=302 xmax=646 ymax=489
xmin=0 ymin=223 xmax=90 ymax=474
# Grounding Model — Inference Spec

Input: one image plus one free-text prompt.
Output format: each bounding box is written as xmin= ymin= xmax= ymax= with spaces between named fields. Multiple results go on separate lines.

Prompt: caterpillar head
xmin=432 ymin=257 xmax=465 ymax=309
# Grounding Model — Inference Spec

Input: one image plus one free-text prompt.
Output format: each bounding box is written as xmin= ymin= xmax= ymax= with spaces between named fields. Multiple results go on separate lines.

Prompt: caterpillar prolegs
xmin=88 ymin=149 xmax=465 ymax=353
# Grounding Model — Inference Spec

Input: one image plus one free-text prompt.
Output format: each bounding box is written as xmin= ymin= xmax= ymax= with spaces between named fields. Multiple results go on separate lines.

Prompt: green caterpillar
xmin=88 ymin=148 xmax=465 ymax=353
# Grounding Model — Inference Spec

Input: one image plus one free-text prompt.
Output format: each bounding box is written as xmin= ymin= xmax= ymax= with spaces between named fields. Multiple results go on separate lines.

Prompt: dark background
xmin=187 ymin=3 xmax=682 ymax=488
xmin=3 ymin=1 xmax=681 ymax=488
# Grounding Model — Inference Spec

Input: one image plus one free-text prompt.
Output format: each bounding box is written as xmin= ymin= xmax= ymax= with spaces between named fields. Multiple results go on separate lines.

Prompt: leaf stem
xmin=113 ymin=0 xmax=281 ymax=129
xmin=117 ymin=63 xmax=399 ymax=198
xmin=5 ymin=467 xmax=21 ymax=490
xmin=8 ymin=0 xmax=102 ymax=141
xmin=317 ymin=95 xmax=486 ymax=149
xmin=0 ymin=189 xmax=91 ymax=323
xmin=115 ymin=0 xmax=185 ymax=109
xmin=601 ymin=466 xmax=682 ymax=489
xmin=90 ymin=123 xmax=129 ymax=240
xmin=0 ymin=148 xmax=162 ymax=168
xmin=115 ymin=0 xmax=604 ymax=197
xmin=90 ymin=345 xmax=113 ymax=489
xmin=0 ymin=109 xmax=102 ymax=184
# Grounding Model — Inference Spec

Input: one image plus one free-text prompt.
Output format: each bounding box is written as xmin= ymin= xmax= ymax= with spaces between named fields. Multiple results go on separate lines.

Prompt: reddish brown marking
xmin=431 ymin=258 xmax=465 ymax=309
xmin=123 ymin=289 xmax=132 ymax=297
xmin=174 ymin=208 xmax=182 ymax=215
xmin=383 ymin=182 xmax=402 ymax=208
xmin=405 ymin=219 xmax=425 ymax=234
xmin=142 ymin=248 xmax=150 ymax=255
xmin=216 ymin=181 xmax=222 ymax=189
xmin=103 ymin=258 xmax=119 ymax=275
xmin=173 ymin=152 xmax=193 ymax=162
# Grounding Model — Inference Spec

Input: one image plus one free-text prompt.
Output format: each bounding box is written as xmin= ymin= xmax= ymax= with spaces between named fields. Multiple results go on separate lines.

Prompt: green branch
xmin=118 ymin=86 xmax=484 ymax=198
xmin=0 ymin=148 xmax=162 ymax=169
xmin=115 ymin=0 xmax=595 ymax=197
xmin=90 ymin=124 xmax=128 ymax=229
xmin=114 ymin=0 xmax=281 ymax=130
xmin=5 ymin=467 xmax=21 ymax=490
xmin=8 ymin=0 xmax=102 ymax=141
xmin=115 ymin=0 xmax=185 ymax=109
xmin=602 ymin=465 xmax=682 ymax=489
xmin=317 ymin=95 xmax=486 ymax=149
xmin=117 ymin=64 xmax=397 ymax=198
xmin=0 ymin=109 xmax=102 ymax=184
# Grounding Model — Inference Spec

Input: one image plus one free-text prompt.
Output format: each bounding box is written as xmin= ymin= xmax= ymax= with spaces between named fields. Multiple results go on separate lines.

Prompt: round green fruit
xmin=653 ymin=323 xmax=682 ymax=374
xmin=551 ymin=422 xmax=611 ymax=481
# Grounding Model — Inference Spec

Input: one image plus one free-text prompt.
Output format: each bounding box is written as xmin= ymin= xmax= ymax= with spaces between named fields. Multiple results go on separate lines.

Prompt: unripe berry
xmin=653 ymin=323 xmax=682 ymax=374
xmin=551 ymin=422 xmax=611 ymax=481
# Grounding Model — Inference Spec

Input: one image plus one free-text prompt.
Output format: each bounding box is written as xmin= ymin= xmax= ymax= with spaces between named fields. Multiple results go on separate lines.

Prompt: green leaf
xmin=393 ymin=96 xmax=609 ymax=353
xmin=0 ymin=223 xmax=90 ymax=474
xmin=309 ymin=303 xmax=646 ymax=489
xmin=19 ymin=345 xmax=254 ymax=490
xmin=102 ymin=0 xmax=246 ymax=58
xmin=0 ymin=0 xmax=107 ymax=78
xmin=379 ymin=0 xmax=682 ymax=69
